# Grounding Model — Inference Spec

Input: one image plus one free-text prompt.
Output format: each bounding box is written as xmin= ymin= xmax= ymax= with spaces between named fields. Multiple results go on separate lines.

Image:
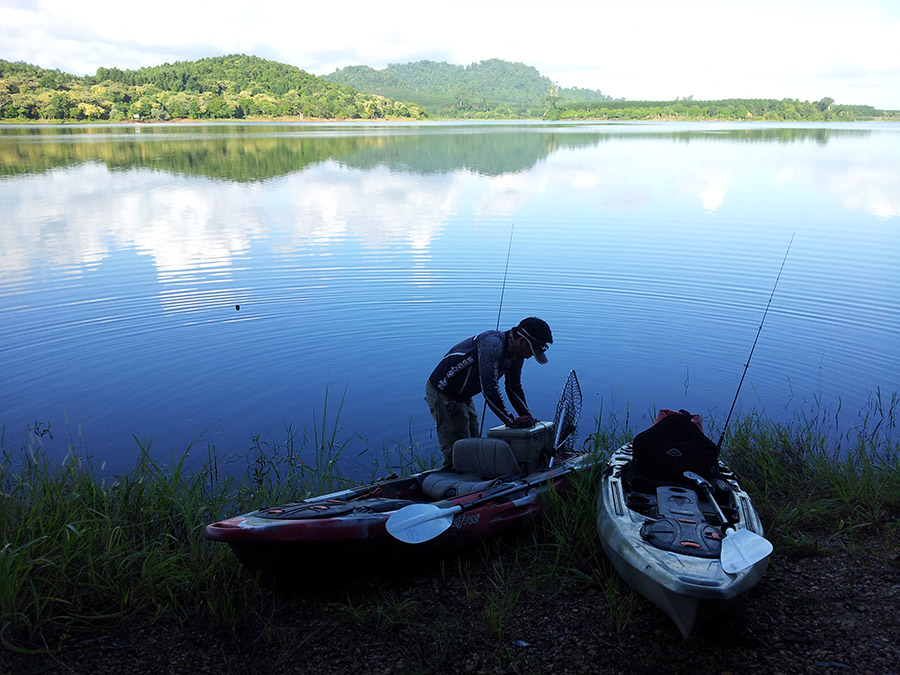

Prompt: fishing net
xmin=552 ymin=369 xmax=582 ymax=453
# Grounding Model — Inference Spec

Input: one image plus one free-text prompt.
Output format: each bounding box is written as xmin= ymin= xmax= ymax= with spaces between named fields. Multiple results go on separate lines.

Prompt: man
xmin=426 ymin=317 xmax=553 ymax=466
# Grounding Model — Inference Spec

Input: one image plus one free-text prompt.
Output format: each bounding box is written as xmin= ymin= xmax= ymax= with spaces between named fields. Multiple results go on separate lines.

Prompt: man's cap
xmin=515 ymin=317 xmax=552 ymax=364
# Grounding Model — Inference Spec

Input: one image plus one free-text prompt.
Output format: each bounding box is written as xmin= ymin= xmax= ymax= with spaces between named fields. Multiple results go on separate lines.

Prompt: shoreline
xmin=4 ymin=115 xmax=900 ymax=125
xmin=3 ymin=528 xmax=898 ymax=674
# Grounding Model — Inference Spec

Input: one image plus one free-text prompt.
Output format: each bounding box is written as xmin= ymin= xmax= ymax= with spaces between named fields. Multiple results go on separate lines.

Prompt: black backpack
xmin=631 ymin=409 xmax=719 ymax=482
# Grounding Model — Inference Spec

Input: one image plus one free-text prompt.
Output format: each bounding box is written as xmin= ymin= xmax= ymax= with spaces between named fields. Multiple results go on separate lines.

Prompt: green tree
xmin=42 ymin=91 xmax=71 ymax=119
xmin=817 ymin=97 xmax=834 ymax=112
xmin=206 ymin=95 xmax=232 ymax=118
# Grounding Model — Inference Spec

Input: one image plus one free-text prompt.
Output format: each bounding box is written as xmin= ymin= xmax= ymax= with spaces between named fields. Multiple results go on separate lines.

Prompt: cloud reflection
xmin=1 ymin=133 xmax=897 ymax=305
xmin=676 ymin=168 xmax=734 ymax=212
xmin=821 ymin=167 xmax=899 ymax=220
xmin=277 ymin=161 xmax=466 ymax=250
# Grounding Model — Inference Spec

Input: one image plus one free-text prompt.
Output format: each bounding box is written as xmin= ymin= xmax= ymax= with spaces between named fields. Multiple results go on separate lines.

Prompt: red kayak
xmin=205 ymin=420 xmax=596 ymax=579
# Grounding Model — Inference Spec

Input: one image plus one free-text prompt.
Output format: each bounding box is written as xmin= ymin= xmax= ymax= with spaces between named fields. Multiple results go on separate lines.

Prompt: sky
xmin=2 ymin=0 xmax=899 ymax=109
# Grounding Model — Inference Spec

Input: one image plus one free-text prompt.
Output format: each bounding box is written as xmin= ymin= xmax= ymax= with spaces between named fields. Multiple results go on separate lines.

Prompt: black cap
xmin=515 ymin=317 xmax=552 ymax=364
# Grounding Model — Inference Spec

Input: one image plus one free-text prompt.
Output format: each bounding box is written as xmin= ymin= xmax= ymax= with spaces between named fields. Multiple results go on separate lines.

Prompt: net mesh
xmin=552 ymin=369 xmax=583 ymax=453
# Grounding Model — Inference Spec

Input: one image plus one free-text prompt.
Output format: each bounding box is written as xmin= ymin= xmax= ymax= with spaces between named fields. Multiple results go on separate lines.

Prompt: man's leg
xmin=426 ymin=381 xmax=478 ymax=467
xmin=464 ymin=399 xmax=479 ymax=438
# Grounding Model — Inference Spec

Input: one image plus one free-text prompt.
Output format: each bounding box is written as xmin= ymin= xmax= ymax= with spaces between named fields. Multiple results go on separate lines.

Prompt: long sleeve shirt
xmin=428 ymin=329 xmax=531 ymax=425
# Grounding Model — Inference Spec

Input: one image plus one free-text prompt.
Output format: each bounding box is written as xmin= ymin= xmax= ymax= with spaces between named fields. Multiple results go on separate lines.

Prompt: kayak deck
xmin=597 ymin=442 xmax=769 ymax=637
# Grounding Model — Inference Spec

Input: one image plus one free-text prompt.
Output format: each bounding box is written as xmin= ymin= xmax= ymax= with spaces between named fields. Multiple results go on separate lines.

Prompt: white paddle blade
xmin=385 ymin=503 xmax=461 ymax=544
xmin=721 ymin=528 xmax=773 ymax=574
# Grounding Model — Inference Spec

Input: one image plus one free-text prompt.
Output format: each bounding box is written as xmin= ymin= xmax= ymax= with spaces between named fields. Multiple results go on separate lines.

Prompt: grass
xmin=1 ymin=393 xmax=898 ymax=661
xmin=0 ymin=391 xmax=358 ymax=653
xmin=718 ymin=389 xmax=900 ymax=556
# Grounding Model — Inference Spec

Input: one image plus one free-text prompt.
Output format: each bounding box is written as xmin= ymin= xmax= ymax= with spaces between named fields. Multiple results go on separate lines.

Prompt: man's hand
xmin=507 ymin=415 xmax=535 ymax=428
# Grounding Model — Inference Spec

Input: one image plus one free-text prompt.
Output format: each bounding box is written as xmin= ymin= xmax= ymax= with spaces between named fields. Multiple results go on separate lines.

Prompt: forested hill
xmin=0 ymin=55 xmax=427 ymax=121
xmin=2 ymin=54 xmax=896 ymax=122
xmin=324 ymin=59 xmax=613 ymax=117
xmin=88 ymin=54 xmax=336 ymax=96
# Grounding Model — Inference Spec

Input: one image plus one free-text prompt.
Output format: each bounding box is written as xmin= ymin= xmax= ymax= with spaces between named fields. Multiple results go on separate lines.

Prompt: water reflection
xmin=1 ymin=122 xmax=897 ymax=474
xmin=0 ymin=121 xmax=886 ymax=181
xmin=2 ymin=124 xmax=899 ymax=301
xmin=0 ymin=123 xmax=613 ymax=180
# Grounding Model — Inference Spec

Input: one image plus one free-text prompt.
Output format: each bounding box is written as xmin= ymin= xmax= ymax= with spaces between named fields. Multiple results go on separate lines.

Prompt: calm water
xmin=1 ymin=121 xmax=898 ymax=475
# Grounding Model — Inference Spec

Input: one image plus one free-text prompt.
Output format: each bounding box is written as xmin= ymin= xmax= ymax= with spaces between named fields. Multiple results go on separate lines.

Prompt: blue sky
xmin=2 ymin=0 xmax=899 ymax=108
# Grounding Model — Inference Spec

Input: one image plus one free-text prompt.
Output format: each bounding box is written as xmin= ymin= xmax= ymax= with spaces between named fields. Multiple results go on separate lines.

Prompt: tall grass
xmin=1 ymin=392 xmax=898 ymax=655
xmin=0 ymin=394 xmax=356 ymax=652
xmin=719 ymin=390 xmax=900 ymax=555
xmin=531 ymin=413 xmax=636 ymax=632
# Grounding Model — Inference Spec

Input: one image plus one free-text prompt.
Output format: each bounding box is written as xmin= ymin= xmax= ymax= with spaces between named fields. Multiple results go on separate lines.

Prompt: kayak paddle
xmin=387 ymin=482 xmax=515 ymax=544
xmin=683 ymin=471 xmax=773 ymax=574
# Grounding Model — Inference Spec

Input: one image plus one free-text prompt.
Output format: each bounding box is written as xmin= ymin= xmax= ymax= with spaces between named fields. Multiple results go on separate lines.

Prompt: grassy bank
xmin=1 ymin=397 xmax=898 ymax=661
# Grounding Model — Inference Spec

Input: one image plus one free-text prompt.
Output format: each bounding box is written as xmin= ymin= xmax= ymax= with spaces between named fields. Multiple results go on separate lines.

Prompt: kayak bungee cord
xmin=717 ymin=233 xmax=795 ymax=450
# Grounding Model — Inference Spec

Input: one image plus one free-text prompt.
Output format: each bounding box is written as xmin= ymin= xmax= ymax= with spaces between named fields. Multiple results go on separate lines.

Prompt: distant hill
xmin=2 ymin=54 xmax=895 ymax=122
xmin=324 ymin=59 xmax=614 ymax=117
xmin=87 ymin=54 xmax=343 ymax=97
xmin=0 ymin=55 xmax=427 ymax=121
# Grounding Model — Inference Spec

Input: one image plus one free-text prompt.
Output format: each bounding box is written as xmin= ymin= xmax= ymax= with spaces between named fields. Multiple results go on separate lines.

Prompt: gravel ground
xmin=4 ymin=532 xmax=899 ymax=675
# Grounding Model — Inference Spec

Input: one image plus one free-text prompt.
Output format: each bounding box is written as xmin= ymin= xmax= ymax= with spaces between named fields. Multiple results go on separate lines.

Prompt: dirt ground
xmin=4 ymin=529 xmax=899 ymax=675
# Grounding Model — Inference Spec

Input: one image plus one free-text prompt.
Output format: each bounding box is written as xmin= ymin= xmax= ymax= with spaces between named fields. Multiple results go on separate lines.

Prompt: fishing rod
xmin=480 ymin=223 xmax=515 ymax=435
xmin=717 ymin=233 xmax=795 ymax=450
xmin=495 ymin=224 xmax=514 ymax=332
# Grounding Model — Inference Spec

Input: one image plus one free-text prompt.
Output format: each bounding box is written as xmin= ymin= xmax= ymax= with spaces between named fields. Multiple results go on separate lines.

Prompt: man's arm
xmin=477 ymin=334 xmax=516 ymax=425
xmin=505 ymin=359 xmax=532 ymax=418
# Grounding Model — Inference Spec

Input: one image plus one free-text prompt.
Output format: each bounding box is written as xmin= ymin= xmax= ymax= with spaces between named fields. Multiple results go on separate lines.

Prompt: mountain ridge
xmin=0 ymin=54 xmax=428 ymax=121
xmin=1 ymin=54 xmax=894 ymax=121
xmin=324 ymin=58 xmax=614 ymax=116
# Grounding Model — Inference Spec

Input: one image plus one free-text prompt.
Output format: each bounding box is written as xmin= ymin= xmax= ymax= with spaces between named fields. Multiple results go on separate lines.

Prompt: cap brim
xmin=533 ymin=349 xmax=548 ymax=365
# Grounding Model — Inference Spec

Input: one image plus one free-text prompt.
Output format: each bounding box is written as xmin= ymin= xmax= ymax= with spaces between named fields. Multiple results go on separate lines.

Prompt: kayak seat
xmin=623 ymin=458 xmax=722 ymax=493
xmin=451 ymin=438 xmax=521 ymax=477
xmin=419 ymin=438 xmax=521 ymax=500
xmin=631 ymin=410 xmax=719 ymax=482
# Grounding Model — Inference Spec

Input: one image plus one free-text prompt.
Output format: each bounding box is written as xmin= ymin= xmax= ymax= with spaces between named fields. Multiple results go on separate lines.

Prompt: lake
xmin=1 ymin=121 xmax=898 ymax=476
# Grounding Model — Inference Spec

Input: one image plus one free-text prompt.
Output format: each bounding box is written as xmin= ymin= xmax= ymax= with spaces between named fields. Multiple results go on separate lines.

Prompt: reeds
xmin=718 ymin=390 xmax=900 ymax=555
xmin=0 ymin=392 xmax=356 ymax=652
xmin=1 ymin=392 xmax=897 ymax=654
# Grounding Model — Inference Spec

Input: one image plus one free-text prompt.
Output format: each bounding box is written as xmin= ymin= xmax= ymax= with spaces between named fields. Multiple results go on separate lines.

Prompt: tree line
xmin=0 ymin=55 xmax=428 ymax=122
xmin=550 ymin=96 xmax=892 ymax=121
xmin=1 ymin=54 xmax=896 ymax=123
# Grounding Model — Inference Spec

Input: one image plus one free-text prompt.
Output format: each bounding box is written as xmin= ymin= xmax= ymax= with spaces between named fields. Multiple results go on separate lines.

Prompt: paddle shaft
xmin=684 ymin=471 xmax=733 ymax=531
xmin=717 ymin=233 xmax=794 ymax=450
xmin=390 ymin=461 xmax=579 ymax=542
xmin=456 ymin=463 xmax=575 ymax=511
xmin=683 ymin=471 xmax=773 ymax=574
